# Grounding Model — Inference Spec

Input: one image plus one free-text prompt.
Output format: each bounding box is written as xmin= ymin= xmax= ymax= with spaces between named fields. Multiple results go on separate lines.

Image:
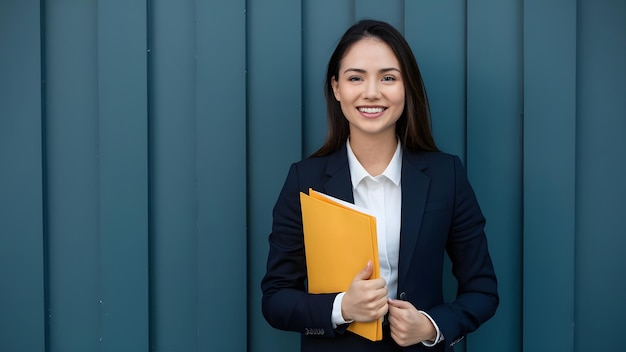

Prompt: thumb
xmin=388 ymin=298 xmax=412 ymax=309
xmin=354 ymin=260 xmax=373 ymax=281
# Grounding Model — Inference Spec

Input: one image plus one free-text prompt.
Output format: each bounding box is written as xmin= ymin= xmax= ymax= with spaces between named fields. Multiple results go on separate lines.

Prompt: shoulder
xmin=285 ymin=155 xmax=329 ymax=184
xmin=278 ymin=153 xmax=334 ymax=191
xmin=290 ymin=147 xmax=347 ymax=176
xmin=403 ymin=149 xmax=463 ymax=172
xmin=293 ymin=154 xmax=332 ymax=170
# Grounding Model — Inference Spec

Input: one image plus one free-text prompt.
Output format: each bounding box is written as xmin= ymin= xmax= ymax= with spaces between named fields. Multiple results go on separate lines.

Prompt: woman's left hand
xmin=387 ymin=298 xmax=437 ymax=347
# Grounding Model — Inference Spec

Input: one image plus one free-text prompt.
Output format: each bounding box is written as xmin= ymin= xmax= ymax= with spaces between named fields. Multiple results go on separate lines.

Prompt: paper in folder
xmin=299 ymin=188 xmax=382 ymax=341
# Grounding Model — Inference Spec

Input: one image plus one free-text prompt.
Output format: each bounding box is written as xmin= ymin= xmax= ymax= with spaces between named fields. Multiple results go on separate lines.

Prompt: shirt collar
xmin=346 ymin=138 xmax=402 ymax=190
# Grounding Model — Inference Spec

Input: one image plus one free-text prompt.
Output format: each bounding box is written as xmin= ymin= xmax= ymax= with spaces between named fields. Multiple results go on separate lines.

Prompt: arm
xmin=424 ymin=156 xmax=499 ymax=346
xmin=261 ymin=164 xmax=340 ymax=337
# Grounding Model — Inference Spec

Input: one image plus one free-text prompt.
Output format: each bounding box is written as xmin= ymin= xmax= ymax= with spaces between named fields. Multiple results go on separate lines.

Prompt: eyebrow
xmin=343 ymin=67 xmax=401 ymax=74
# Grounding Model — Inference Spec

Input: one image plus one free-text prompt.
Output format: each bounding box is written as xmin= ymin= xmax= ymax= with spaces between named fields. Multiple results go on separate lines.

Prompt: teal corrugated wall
xmin=1 ymin=1 xmax=624 ymax=352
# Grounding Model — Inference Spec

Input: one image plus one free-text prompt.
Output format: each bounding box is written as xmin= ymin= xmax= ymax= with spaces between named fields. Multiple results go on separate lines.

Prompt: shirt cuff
xmin=419 ymin=310 xmax=444 ymax=347
xmin=331 ymin=292 xmax=354 ymax=328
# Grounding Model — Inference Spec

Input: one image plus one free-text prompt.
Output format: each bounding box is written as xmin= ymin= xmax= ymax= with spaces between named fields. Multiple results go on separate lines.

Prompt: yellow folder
xmin=299 ymin=188 xmax=382 ymax=341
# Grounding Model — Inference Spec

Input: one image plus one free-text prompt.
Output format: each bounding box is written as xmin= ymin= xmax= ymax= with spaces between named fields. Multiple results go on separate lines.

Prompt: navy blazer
xmin=261 ymin=145 xmax=498 ymax=352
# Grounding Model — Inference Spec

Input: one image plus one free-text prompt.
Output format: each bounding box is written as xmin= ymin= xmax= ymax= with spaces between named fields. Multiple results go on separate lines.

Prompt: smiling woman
xmin=331 ymin=38 xmax=406 ymax=160
xmin=261 ymin=19 xmax=498 ymax=352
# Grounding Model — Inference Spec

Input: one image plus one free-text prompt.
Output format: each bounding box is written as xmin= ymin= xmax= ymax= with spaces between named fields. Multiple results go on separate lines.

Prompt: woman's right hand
xmin=341 ymin=260 xmax=388 ymax=322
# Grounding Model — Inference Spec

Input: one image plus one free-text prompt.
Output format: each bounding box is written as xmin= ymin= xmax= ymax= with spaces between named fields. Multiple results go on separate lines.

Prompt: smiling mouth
xmin=358 ymin=107 xmax=386 ymax=114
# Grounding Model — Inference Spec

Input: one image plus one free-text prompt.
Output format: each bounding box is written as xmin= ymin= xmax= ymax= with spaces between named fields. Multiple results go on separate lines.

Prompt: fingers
xmin=342 ymin=261 xmax=388 ymax=322
xmin=388 ymin=298 xmax=411 ymax=308
xmin=353 ymin=261 xmax=386 ymax=292
xmin=352 ymin=261 xmax=386 ymax=293
xmin=342 ymin=283 xmax=388 ymax=322
xmin=353 ymin=260 xmax=373 ymax=281
xmin=387 ymin=299 xmax=411 ymax=326
xmin=388 ymin=301 xmax=436 ymax=347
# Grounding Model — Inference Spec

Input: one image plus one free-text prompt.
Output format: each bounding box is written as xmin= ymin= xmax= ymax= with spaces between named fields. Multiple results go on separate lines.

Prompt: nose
xmin=363 ymin=80 xmax=381 ymax=99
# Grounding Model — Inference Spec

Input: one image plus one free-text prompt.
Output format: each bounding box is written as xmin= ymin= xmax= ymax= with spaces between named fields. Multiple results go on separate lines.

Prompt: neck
xmin=349 ymin=134 xmax=398 ymax=176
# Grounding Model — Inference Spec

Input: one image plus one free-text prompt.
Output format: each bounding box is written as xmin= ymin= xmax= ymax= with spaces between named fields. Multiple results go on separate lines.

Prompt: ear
xmin=331 ymin=76 xmax=341 ymax=101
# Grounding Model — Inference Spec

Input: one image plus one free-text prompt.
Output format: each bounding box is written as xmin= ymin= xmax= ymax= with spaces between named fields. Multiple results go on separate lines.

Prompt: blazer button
xmin=399 ymin=292 xmax=407 ymax=300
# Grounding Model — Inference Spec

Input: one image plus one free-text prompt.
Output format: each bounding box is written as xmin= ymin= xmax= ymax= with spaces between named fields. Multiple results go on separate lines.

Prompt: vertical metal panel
xmin=0 ymin=1 xmax=45 ymax=351
xmin=405 ymin=0 xmax=466 ymax=159
xmin=44 ymin=0 xmax=101 ymax=350
xmin=355 ymin=0 xmax=404 ymax=32
xmin=406 ymin=2 xmax=468 ymax=350
xmin=195 ymin=1 xmax=247 ymax=351
xmin=302 ymin=0 xmax=353 ymax=156
xmin=247 ymin=0 xmax=302 ymax=351
xmin=150 ymin=0 xmax=198 ymax=350
xmin=97 ymin=1 xmax=149 ymax=350
xmin=467 ymin=1 xmax=523 ymax=351
xmin=575 ymin=1 xmax=626 ymax=350
xmin=523 ymin=1 xmax=576 ymax=351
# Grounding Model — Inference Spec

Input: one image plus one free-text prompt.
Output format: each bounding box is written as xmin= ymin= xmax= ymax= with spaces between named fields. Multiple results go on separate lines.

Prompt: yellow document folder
xmin=299 ymin=188 xmax=382 ymax=341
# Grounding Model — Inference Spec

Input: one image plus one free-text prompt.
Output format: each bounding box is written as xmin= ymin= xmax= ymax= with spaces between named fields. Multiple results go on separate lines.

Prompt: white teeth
xmin=358 ymin=107 xmax=385 ymax=113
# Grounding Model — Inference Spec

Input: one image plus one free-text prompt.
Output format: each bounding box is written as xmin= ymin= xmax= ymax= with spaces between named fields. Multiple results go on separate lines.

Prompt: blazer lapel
xmin=398 ymin=152 xmax=430 ymax=286
xmin=322 ymin=145 xmax=354 ymax=203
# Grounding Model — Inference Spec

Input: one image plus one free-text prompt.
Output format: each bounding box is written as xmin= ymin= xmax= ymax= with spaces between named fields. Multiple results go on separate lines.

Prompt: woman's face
xmin=332 ymin=37 xmax=405 ymax=142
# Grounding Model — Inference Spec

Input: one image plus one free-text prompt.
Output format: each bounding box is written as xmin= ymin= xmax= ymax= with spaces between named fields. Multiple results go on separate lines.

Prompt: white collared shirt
xmin=347 ymin=139 xmax=402 ymax=301
xmin=331 ymin=138 xmax=401 ymax=327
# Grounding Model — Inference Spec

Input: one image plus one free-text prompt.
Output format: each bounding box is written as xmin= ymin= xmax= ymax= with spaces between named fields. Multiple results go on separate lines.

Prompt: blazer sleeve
xmin=261 ymin=163 xmax=342 ymax=338
xmin=425 ymin=156 xmax=499 ymax=348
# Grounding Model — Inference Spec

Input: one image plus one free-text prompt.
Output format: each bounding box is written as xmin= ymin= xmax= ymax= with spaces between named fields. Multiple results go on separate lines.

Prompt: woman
xmin=261 ymin=19 xmax=498 ymax=352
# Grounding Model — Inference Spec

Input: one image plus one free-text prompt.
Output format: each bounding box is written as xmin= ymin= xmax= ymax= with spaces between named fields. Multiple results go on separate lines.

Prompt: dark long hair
xmin=312 ymin=19 xmax=439 ymax=157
